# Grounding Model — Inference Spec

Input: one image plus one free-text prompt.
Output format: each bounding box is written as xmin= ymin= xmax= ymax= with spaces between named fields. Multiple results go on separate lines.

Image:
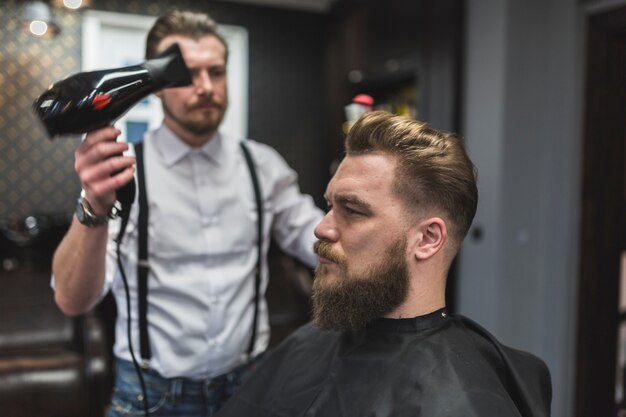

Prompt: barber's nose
xmin=194 ymin=71 xmax=213 ymax=95
xmin=314 ymin=211 xmax=339 ymax=242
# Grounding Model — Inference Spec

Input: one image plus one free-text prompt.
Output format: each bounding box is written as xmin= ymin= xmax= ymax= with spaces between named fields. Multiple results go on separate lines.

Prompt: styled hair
xmin=345 ymin=111 xmax=478 ymax=246
xmin=145 ymin=8 xmax=229 ymax=61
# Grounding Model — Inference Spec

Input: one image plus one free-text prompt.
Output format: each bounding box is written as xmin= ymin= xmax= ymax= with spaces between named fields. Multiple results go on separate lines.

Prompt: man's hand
xmin=75 ymin=127 xmax=136 ymax=216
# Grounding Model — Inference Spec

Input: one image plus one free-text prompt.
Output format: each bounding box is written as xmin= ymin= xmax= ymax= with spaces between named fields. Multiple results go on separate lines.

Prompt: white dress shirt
xmin=102 ymin=125 xmax=323 ymax=380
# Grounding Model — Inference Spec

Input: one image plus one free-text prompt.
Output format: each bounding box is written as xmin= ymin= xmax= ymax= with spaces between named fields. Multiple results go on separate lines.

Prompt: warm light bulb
xmin=29 ymin=20 xmax=48 ymax=36
xmin=63 ymin=0 xmax=83 ymax=9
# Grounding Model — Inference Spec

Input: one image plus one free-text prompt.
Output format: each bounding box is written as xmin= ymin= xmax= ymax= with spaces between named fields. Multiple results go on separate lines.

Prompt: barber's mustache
xmin=313 ymin=240 xmax=345 ymax=265
xmin=188 ymin=99 xmax=223 ymax=111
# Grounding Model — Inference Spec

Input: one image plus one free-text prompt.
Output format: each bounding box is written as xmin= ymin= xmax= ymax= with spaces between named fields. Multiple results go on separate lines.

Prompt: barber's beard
xmin=311 ymin=239 xmax=410 ymax=331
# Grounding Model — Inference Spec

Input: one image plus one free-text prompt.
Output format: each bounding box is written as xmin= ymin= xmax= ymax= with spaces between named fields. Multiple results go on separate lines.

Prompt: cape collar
xmin=364 ymin=307 xmax=449 ymax=334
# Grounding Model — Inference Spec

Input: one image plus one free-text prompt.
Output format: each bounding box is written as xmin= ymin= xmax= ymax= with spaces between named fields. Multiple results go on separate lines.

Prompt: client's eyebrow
xmin=331 ymin=193 xmax=372 ymax=212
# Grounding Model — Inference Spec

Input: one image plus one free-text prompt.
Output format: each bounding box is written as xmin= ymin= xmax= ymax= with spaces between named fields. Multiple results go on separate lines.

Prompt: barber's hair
xmin=145 ymin=8 xmax=229 ymax=61
xmin=345 ymin=111 xmax=478 ymax=245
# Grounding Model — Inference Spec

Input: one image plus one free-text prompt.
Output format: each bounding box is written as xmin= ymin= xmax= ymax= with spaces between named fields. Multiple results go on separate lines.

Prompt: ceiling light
xmin=51 ymin=0 xmax=91 ymax=9
xmin=22 ymin=1 xmax=60 ymax=37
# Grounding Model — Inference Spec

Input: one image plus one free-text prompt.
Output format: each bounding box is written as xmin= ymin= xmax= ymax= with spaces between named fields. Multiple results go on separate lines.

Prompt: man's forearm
xmin=52 ymin=217 xmax=109 ymax=316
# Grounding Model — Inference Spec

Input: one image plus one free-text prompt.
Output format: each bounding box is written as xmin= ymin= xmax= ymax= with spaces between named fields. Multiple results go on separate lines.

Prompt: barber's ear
xmin=410 ymin=217 xmax=447 ymax=261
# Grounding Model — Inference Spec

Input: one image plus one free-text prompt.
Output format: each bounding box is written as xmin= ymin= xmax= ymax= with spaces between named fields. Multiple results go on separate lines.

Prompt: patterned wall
xmin=0 ymin=2 xmax=82 ymax=224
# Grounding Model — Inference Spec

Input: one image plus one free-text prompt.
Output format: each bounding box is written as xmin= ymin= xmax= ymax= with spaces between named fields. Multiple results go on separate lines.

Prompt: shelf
xmin=346 ymin=57 xmax=419 ymax=118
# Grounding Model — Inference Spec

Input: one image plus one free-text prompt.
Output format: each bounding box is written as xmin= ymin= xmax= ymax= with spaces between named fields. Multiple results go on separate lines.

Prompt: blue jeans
xmin=107 ymin=356 xmax=263 ymax=417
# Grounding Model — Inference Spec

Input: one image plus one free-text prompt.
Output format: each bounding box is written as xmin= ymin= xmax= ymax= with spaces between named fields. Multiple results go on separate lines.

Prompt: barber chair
xmin=0 ymin=215 xmax=110 ymax=417
xmin=266 ymin=242 xmax=313 ymax=347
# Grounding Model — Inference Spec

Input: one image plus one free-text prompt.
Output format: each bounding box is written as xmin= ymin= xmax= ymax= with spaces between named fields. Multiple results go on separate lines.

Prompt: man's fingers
xmin=80 ymin=155 xmax=136 ymax=186
xmin=89 ymin=165 xmax=136 ymax=196
xmin=76 ymin=126 xmax=123 ymax=169
xmin=82 ymin=165 xmax=135 ymax=214
xmin=80 ymin=127 xmax=121 ymax=148
xmin=76 ymin=140 xmax=130 ymax=172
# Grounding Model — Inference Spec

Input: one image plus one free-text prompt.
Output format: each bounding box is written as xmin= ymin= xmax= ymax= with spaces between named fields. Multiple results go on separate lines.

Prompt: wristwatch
xmin=75 ymin=192 xmax=119 ymax=227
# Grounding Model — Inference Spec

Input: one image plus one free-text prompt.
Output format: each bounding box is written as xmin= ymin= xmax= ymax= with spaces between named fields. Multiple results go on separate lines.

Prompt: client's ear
xmin=409 ymin=217 xmax=447 ymax=261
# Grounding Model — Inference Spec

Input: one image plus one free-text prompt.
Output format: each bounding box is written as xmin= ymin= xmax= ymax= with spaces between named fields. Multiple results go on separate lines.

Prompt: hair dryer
xmin=33 ymin=42 xmax=192 ymax=139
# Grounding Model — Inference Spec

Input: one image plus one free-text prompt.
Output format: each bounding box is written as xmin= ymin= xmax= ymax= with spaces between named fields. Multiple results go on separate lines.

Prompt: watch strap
xmin=76 ymin=193 xmax=120 ymax=227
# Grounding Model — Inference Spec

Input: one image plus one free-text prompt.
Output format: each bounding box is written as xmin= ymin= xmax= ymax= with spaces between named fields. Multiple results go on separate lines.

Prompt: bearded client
xmin=215 ymin=111 xmax=552 ymax=417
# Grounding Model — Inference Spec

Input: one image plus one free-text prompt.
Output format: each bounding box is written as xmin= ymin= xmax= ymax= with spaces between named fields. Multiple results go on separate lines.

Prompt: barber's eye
xmin=211 ymin=68 xmax=226 ymax=78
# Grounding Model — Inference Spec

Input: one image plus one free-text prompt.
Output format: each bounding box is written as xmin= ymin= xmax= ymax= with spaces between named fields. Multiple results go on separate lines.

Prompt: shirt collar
xmin=154 ymin=125 xmax=224 ymax=167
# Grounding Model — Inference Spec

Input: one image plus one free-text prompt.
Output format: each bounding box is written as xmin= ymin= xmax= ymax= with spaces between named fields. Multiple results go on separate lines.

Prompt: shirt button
xmin=202 ymin=216 xmax=219 ymax=226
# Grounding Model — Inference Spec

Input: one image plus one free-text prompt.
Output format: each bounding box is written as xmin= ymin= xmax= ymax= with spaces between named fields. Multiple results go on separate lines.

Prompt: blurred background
xmin=0 ymin=0 xmax=622 ymax=416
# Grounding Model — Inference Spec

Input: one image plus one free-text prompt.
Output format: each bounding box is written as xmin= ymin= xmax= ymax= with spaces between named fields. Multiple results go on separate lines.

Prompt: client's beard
xmin=311 ymin=239 xmax=410 ymax=331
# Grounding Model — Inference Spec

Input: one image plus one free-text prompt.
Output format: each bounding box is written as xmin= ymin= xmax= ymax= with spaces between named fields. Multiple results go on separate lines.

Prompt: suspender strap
xmin=113 ymin=147 xmax=149 ymax=415
xmin=133 ymin=140 xmax=264 ymax=364
xmin=114 ymin=148 xmax=137 ymax=244
xmin=239 ymin=141 xmax=264 ymax=356
xmin=134 ymin=142 xmax=152 ymax=366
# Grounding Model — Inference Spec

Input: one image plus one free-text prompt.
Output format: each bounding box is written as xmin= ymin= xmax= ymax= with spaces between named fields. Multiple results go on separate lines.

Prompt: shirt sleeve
xmin=246 ymin=140 xmax=324 ymax=268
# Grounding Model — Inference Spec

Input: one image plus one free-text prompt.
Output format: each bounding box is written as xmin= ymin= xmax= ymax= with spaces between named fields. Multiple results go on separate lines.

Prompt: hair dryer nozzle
xmin=143 ymin=42 xmax=193 ymax=89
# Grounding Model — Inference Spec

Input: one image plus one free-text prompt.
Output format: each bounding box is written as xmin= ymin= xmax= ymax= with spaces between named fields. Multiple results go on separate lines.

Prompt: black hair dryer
xmin=33 ymin=42 xmax=192 ymax=139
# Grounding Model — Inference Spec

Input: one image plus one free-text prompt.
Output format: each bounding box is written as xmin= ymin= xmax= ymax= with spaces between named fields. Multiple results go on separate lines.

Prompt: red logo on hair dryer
xmin=92 ymin=93 xmax=112 ymax=110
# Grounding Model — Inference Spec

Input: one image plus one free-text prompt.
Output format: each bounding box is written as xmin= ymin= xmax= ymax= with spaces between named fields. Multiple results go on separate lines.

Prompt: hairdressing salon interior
xmin=0 ymin=0 xmax=623 ymax=415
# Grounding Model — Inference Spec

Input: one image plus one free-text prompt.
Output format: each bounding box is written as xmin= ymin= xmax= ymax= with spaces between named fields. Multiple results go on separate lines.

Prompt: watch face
xmin=76 ymin=197 xmax=107 ymax=227
xmin=76 ymin=200 xmax=87 ymax=223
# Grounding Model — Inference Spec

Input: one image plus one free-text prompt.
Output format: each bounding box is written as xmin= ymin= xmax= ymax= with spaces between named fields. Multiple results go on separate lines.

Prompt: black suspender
xmin=239 ymin=141 xmax=264 ymax=356
xmin=134 ymin=143 xmax=151 ymax=367
xmin=133 ymin=140 xmax=264 ymax=366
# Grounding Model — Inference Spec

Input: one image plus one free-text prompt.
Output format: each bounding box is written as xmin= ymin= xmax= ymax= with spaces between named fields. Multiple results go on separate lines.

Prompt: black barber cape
xmin=217 ymin=309 xmax=551 ymax=417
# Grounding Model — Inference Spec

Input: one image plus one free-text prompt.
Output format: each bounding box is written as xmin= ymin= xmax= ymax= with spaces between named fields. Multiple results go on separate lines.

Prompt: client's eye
xmin=343 ymin=206 xmax=363 ymax=216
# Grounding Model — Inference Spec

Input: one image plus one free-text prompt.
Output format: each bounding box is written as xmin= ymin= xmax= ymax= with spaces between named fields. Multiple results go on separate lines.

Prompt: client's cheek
xmin=315 ymin=264 xmax=331 ymax=277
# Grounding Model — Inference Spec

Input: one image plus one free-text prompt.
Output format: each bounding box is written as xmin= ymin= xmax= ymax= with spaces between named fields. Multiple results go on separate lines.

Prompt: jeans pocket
xmin=109 ymin=368 xmax=168 ymax=416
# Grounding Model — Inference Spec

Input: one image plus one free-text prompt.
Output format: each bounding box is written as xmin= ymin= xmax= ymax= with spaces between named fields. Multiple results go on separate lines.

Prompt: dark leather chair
xmin=0 ymin=215 xmax=111 ymax=417
xmin=266 ymin=241 xmax=313 ymax=347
